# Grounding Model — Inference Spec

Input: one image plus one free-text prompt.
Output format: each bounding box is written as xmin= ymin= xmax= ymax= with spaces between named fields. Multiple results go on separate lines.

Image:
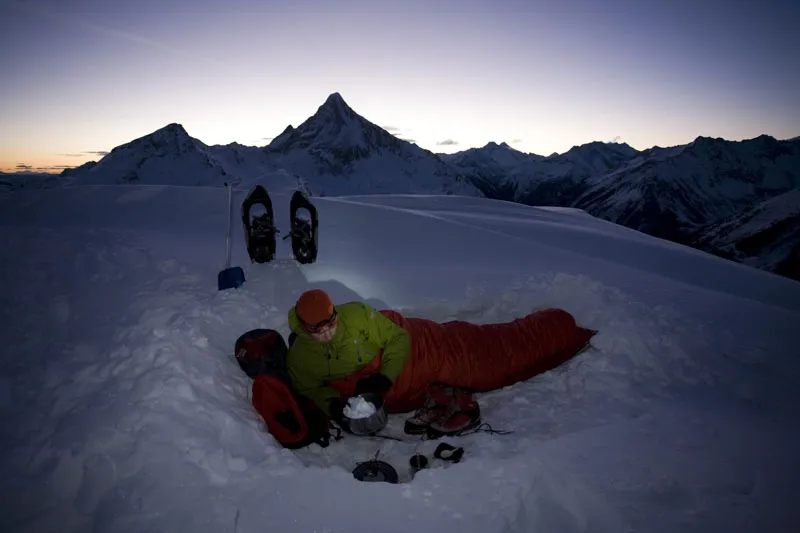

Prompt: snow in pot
xmin=342 ymin=392 xmax=387 ymax=435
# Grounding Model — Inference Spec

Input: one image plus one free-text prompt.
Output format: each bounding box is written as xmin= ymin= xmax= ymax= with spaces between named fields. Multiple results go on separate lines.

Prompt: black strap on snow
xmin=455 ymin=422 xmax=514 ymax=437
xmin=328 ymin=425 xmax=343 ymax=443
xmin=433 ymin=443 xmax=464 ymax=463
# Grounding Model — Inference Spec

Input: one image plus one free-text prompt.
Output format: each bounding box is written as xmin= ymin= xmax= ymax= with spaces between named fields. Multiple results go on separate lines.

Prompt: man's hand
xmin=328 ymin=398 xmax=350 ymax=433
xmin=354 ymin=373 xmax=393 ymax=396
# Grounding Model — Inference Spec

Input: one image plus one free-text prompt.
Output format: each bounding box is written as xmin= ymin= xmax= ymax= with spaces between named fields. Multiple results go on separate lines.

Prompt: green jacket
xmin=286 ymin=301 xmax=410 ymax=416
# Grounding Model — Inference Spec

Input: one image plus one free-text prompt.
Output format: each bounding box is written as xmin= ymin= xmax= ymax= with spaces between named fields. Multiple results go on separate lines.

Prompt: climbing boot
xmin=403 ymin=383 xmax=451 ymax=435
xmin=427 ymin=387 xmax=481 ymax=437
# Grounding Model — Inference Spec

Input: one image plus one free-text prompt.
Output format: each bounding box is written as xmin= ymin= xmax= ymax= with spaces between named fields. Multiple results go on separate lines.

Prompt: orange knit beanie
xmin=295 ymin=289 xmax=334 ymax=325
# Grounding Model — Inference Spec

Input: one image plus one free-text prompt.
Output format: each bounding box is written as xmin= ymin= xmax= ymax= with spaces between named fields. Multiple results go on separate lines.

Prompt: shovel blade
xmin=218 ymin=266 xmax=245 ymax=290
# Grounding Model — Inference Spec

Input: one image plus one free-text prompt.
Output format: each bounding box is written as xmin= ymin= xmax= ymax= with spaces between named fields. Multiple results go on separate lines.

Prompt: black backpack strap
xmin=315 ymin=425 xmax=342 ymax=448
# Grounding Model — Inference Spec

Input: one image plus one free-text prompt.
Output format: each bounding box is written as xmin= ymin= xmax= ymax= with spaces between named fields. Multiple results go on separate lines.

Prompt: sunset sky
xmin=1 ymin=0 xmax=798 ymax=173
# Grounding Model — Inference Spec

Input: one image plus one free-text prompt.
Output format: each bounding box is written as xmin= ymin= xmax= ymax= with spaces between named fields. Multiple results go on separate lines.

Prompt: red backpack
xmin=235 ymin=328 xmax=336 ymax=449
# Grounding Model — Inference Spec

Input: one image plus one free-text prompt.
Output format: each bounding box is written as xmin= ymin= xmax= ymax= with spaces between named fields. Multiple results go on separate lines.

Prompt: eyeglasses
xmin=302 ymin=309 xmax=338 ymax=334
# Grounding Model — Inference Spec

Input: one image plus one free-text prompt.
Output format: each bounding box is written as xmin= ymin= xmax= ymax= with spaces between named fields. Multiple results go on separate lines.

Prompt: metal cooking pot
xmin=343 ymin=392 xmax=387 ymax=435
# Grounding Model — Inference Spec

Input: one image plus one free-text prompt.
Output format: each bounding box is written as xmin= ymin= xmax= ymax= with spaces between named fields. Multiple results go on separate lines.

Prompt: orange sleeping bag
xmin=329 ymin=308 xmax=596 ymax=413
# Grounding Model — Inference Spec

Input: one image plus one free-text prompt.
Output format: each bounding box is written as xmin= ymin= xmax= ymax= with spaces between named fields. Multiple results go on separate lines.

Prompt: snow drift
xmin=1 ymin=183 xmax=799 ymax=533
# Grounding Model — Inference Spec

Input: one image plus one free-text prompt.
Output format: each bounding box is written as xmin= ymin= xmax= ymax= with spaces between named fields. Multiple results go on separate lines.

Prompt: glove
xmin=354 ymin=373 xmax=393 ymax=396
xmin=328 ymin=398 xmax=351 ymax=433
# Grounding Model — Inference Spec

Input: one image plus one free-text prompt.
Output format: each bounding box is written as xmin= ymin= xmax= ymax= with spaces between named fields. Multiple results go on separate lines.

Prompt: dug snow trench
xmin=3 ymin=221 xmax=795 ymax=533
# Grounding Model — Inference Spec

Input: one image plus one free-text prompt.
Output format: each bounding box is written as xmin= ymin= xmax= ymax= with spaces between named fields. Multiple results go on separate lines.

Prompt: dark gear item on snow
xmin=352 ymin=459 xmax=398 ymax=484
xmin=218 ymin=183 xmax=245 ymax=290
xmin=235 ymin=328 xmax=337 ymax=449
xmin=328 ymin=397 xmax=350 ymax=433
xmin=403 ymin=383 xmax=481 ymax=437
xmin=234 ymin=328 xmax=289 ymax=380
xmin=407 ymin=453 xmax=429 ymax=481
xmin=242 ymin=185 xmax=277 ymax=263
xmin=252 ymin=375 xmax=335 ymax=449
xmin=425 ymin=385 xmax=481 ymax=438
xmin=433 ymin=442 xmax=465 ymax=463
xmin=282 ymin=190 xmax=318 ymax=264
xmin=409 ymin=453 xmax=429 ymax=470
xmin=403 ymin=383 xmax=453 ymax=435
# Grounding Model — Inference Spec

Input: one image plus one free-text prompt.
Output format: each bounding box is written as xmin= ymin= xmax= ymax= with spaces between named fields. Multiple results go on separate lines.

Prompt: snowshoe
xmin=282 ymin=190 xmax=318 ymax=264
xmin=242 ymin=185 xmax=277 ymax=263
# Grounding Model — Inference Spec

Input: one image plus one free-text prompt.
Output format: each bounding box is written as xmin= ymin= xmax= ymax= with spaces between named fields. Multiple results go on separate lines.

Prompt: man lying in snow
xmin=286 ymin=289 xmax=596 ymax=437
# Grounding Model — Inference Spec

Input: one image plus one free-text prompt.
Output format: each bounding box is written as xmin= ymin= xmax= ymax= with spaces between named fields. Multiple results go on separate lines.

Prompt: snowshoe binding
xmin=282 ymin=190 xmax=318 ymax=264
xmin=242 ymin=185 xmax=277 ymax=263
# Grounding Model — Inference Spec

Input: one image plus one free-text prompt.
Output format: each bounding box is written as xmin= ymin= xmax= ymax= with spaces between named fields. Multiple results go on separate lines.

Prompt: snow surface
xmin=1 ymin=183 xmax=799 ymax=533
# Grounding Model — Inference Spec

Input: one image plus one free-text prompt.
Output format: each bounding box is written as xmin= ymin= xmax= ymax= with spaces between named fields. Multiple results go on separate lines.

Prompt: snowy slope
xmin=693 ymin=188 xmax=800 ymax=280
xmin=1 ymin=185 xmax=799 ymax=533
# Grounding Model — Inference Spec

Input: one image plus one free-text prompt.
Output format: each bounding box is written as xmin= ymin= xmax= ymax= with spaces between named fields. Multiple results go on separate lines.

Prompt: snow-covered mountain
xmin=60 ymin=123 xmax=276 ymax=187
xmin=454 ymin=135 xmax=800 ymax=279
xmin=262 ymin=93 xmax=481 ymax=196
xmin=452 ymin=135 xmax=800 ymax=234
xmin=444 ymin=141 xmax=639 ymax=205
xmin=572 ymin=135 xmax=800 ymax=242
xmin=692 ymin=188 xmax=800 ymax=280
xmin=50 ymin=92 xmax=800 ymax=280
xmin=440 ymin=142 xmax=535 ymax=180
xmin=59 ymin=94 xmax=482 ymax=197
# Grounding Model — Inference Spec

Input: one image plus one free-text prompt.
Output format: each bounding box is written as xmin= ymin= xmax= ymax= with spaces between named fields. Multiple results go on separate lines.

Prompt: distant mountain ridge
xmin=51 ymin=92 xmax=800 ymax=281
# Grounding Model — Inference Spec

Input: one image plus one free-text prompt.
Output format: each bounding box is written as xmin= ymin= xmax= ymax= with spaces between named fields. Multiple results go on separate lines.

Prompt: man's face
xmin=309 ymin=321 xmax=338 ymax=343
xmin=303 ymin=310 xmax=338 ymax=343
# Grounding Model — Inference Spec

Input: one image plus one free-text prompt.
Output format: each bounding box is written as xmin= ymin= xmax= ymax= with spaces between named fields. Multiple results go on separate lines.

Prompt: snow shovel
xmin=218 ymin=184 xmax=246 ymax=290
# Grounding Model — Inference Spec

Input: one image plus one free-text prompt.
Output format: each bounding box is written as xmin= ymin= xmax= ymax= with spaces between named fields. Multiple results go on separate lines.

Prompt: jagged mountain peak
xmin=456 ymin=141 xmax=526 ymax=157
xmin=314 ymin=92 xmax=358 ymax=128
xmin=140 ymin=122 xmax=192 ymax=146
xmin=685 ymin=134 xmax=796 ymax=164
xmin=111 ymin=122 xmax=202 ymax=157
xmin=159 ymin=122 xmax=189 ymax=135
xmin=321 ymin=92 xmax=349 ymax=111
xmin=564 ymin=140 xmax=638 ymax=158
xmin=445 ymin=140 xmax=533 ymax=173
xmin=689 ymin=135 xmax=727 ymax=150
xmin=325 ymin=92 xmax=345 ymax=104
xmin=558 ymin=140 xmax=639 ymax=176
xmin=481 ymin=141 xmax=521 ymax=152
xmin=63 ymin=122 xmax=232 ymax=186
xmin=265 ymin=92 xmax=408 ymax=160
